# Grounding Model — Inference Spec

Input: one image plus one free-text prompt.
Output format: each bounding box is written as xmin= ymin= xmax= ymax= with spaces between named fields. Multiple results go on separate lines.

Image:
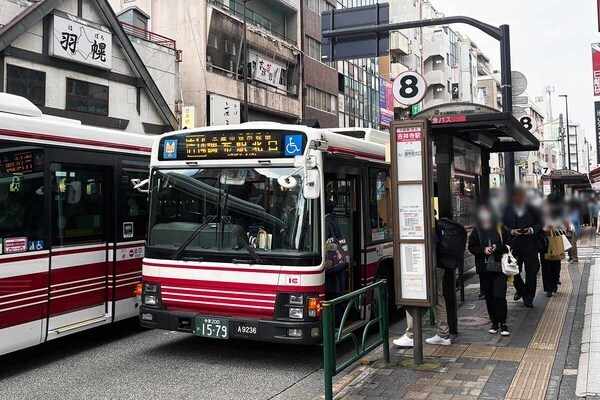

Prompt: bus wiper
xmin=221 ymin=216 xmax=265 ymax=264
xmin=171 ymin=215 xmax=217 ymax=260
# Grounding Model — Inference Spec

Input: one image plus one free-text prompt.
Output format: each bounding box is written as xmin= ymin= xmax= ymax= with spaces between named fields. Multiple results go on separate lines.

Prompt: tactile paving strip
xmin=529 ymin=267 xmax=573 ymax=350
xmin=462 ymin=344 xmax=497 ymax=359
xmin=505 ymin=266 xmax=574 ymax=400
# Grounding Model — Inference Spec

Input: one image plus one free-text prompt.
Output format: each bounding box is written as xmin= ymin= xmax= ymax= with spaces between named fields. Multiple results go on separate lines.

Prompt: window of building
xmin=368 ymin=169 xmax=393 ymax=243
xmin=415 ymin=55 xmax=421 ymax=69
xmin=66 ymin=79 xmax=109 ymax=115
xmin=307 ymin=86 xmax=336 ymax=114
xmin=307 ymin=36 xmax=321 ymax=60
xmin=52 ymin=164 xmax=105 ymax=245
xmin=0 ymin=144 xmax=47 ymax=248
xmin=6 ymin=65 xmax=46 ymax=106
xmin=305 ymin=0 xmax=334 ymax=15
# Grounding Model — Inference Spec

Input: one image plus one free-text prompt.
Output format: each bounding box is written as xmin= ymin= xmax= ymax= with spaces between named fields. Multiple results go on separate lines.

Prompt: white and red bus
xmin=0 ymin=94 xmax=153 ymax=355
xmin=139 ymin=123 xmax=394 ymax=344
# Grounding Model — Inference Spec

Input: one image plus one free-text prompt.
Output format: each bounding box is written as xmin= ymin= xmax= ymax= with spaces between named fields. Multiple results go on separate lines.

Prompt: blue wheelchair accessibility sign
xmin=284 ymin=135 xmax=303 ymax=157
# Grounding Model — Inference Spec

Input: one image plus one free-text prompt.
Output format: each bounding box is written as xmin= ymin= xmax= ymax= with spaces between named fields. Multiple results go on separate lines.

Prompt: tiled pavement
xmin=324 ymin=230 xmax=595 ymax=400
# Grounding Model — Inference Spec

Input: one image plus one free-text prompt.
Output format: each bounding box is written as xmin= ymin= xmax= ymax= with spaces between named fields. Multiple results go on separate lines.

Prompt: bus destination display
xmin=0 ymin=150 xmax=43 ymax=175
xmin=160 ymin=131 xmax=305 ymax=160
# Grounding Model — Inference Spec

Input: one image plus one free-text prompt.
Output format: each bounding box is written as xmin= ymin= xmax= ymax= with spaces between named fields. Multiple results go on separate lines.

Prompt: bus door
xmin=0 ymin=143 xmax=48 ymax=355
xmin=112 ymin=158 xmax=149 ymax=321
xmin=46 ymin=158 xmax=112 ymax=339
xmin=324 ymin=173 xmax=362 ymax=294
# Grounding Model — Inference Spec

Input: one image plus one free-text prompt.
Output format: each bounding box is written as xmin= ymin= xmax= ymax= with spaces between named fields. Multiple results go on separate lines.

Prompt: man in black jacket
xmin=502 ymin=188 xmax=543 ymax=308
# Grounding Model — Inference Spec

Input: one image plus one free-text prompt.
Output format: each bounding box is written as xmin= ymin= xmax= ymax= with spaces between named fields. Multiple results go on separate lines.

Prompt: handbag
xmin=325 ymin=225 xmax=350 ymax=273
xmin=545 ymin=230 xmax=566 ymax=261
xmin=501 ymin=250 xmax=519 ymax=276
xmin=561 ymin=234 xmax=572 ymax=251
xmin=478 ymin=226 xmax=504 ymax=273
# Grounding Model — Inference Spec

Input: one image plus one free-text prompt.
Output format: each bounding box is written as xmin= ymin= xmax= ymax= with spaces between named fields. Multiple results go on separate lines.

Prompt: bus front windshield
xmin=148 ymin=167 xmax=320 ymax=265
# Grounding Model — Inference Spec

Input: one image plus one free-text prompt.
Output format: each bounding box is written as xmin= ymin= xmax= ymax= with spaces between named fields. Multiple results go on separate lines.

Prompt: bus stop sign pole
xmin=322 ymin=13 xmax=515 ymax=189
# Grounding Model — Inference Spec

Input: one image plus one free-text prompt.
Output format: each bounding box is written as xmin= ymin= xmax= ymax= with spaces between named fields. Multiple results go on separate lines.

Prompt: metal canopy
xmin=419 ymin=111 xmax=540 ymax=153
xmin=543 ymin=169 xmax=591 ymax=186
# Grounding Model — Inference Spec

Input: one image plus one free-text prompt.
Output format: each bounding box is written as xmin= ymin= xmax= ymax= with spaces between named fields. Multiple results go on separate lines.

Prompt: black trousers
xmin=480 ymin=272 xmax=508 ymax=325
xmin=540 ymin=255 xmax=561 ymax=293
xmin=513 ymin=254 xmax=539 ymax=305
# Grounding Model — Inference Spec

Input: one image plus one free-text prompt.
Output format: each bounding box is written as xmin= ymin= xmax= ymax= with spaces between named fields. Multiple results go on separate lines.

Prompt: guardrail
xmin=322 ymin=280 xmax=390 ymax=400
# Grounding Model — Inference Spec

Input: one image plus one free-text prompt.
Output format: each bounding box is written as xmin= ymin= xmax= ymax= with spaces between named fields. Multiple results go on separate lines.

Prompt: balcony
xmin=390 ymin=32 xmax=411 ymax=56
xmin=209 ymin=0 xmax=297 ymax=45
xmin=424 ymin=69 xmax=447 ymax=87
xmin=422 ymin=37 xmax=448 ymax=62
xmin=120 ymin=22 xmax=176 ymax=49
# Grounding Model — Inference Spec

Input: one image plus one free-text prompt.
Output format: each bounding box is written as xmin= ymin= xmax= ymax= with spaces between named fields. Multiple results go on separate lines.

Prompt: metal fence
xmin=120 ymin=22 xmax=177 ymax=50
xmin=322 ymin=280 xmax=390 ymax=400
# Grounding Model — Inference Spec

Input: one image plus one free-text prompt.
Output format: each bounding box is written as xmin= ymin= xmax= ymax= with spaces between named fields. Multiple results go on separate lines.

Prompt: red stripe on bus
xmin=0 ymin=128 xmax=152 ymax=153
xmin=143 ymin=261 xmax=324 ymax=275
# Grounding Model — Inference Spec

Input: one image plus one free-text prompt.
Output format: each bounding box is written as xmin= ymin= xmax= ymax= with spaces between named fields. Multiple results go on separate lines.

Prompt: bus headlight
xmin=289 ymin=294 xmax=303 ymax=305
xmin=289 ymin=308 xmax=303 ymax=319
xmin=144 ymin=295 xmax=158 ymax=306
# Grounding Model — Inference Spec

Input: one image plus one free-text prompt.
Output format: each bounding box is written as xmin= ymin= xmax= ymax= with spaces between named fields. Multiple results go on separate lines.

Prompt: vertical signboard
xmin=379 ymin=78 xmax=394 ymax=127
xmin=593 ymin=44 xmax=600 ymax=96
xmin=595 ymin=101 xmax=600 ymax=165
xmin=181 ymin=106 xmax=195 ymax=129
xmin=209 ymin=94 xmax=240 ymax=126
xmin=390 ymin=120 xmax=435 ymax=306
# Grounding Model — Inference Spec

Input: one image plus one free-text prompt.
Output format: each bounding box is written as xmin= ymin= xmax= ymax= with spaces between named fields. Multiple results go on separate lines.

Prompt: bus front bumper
xmin=139 ymin=306 xmax=322 ymax=345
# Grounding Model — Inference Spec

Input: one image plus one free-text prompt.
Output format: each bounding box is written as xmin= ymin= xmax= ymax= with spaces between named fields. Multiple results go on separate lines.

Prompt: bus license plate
xmin=195 ymin=316 xmax=229 ymax=339
xmin=233 ymin=321 xmax=259 ymax=339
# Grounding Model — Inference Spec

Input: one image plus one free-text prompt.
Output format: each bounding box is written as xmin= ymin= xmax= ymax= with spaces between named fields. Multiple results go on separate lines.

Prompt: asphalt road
xmin=0 ymin=320 xmax=327 ymax=400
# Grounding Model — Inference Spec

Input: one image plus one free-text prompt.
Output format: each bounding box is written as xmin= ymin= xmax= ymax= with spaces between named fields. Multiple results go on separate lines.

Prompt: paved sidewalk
xmin=324 ymin=231 xmax=595 ymax=400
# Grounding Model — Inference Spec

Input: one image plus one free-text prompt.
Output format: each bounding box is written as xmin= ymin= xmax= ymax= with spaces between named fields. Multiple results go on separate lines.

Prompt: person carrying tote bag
xmin=468 ymin=205 xmax=512 ymax=336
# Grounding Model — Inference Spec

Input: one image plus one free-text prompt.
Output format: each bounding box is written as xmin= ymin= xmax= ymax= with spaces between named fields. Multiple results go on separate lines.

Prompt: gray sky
xmin=433 ymin=0 xmax=597 ymax=144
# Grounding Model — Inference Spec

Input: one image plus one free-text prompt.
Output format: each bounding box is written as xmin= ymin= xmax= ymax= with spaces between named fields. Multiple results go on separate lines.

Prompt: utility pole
xmin=559 ymin=113 xmax=566 ymax=168
xmin=559 ymin=95 xmax=571 ymax=169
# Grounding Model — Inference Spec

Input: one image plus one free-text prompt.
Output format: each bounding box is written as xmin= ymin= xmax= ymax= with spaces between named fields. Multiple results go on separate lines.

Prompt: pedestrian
xmin=566 ymin=200 xmax=582 ymax=263
xmin=468 ymin=204 xmax=511 ymax=336
xmin=502 ymin=187 xmax=543 ymax=308
xmin=540 ymin=197 xmax=565 ymax=297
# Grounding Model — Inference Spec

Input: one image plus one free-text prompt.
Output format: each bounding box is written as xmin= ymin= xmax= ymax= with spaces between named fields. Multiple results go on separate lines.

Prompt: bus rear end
xmin=139 ymin=124 xmax=325 ymax=344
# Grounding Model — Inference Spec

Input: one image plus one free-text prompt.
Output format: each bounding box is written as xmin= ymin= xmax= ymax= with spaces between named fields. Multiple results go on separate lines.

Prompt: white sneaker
xmin=392 ymin=335 xmax=414 ymax=347
xmin=425 ymin=334 xmax=451 ymax=346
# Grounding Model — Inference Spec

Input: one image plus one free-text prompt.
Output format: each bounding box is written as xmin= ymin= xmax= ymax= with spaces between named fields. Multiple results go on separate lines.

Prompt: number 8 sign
xmin=392 ymin=71 xmax=427 ymax=106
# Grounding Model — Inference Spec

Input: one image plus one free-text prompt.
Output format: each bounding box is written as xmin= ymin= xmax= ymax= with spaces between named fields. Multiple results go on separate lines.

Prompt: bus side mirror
xmin=303 ymin=169 xmax=320 ymax=199
xmin=131 ymin=178 xmax=149 ymax=193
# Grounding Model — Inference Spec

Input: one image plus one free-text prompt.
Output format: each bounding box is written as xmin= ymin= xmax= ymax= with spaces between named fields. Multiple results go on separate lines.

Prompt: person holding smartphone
xmin=502 ymin=187 xmax=543 ymax=308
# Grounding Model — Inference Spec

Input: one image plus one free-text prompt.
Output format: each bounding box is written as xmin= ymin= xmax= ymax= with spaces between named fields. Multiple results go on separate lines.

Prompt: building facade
xmin=0 ymin=0 xmax=178 ymax=134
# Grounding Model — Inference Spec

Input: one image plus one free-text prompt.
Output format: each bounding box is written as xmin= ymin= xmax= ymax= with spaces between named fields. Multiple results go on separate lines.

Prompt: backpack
xmin=437 ymin=217 xmax=467 ymax=269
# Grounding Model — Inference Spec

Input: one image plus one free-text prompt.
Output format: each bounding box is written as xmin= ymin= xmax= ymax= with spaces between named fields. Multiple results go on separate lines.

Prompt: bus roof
xmin=0 ymin=93 xmax=154 ymax=155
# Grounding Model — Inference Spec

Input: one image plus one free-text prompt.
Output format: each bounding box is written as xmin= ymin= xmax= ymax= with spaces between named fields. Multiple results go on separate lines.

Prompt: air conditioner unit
xmin=224 ymin=40 xmax=236 ymax=56
xmin=208 ymin=33 xmax=218 ymax=49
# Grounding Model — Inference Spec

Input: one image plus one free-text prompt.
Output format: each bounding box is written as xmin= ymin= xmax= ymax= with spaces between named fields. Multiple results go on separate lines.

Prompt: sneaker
xmin=546 ymin=291 xmax=553 ymax=298
xmin=500 ymin=325 xmax=510 ymax=336
xmin=393 ymin=335 xmax=414 ymax=347
xmin=489 ymin=324 xmax=499 ymax=334
xmin=425 ymin=334 xmax=451 ymax=346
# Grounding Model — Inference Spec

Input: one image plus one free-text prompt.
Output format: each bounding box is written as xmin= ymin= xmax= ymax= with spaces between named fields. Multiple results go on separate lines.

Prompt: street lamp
xmin=242 ymin=0 xmax=251 ymax=123
xmin=559 ymin=94 xmax=571 ymax=169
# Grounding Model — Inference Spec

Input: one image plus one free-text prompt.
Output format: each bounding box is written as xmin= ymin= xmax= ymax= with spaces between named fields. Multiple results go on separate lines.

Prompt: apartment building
xmin=111 ymin=0 xmax=302 ymax=127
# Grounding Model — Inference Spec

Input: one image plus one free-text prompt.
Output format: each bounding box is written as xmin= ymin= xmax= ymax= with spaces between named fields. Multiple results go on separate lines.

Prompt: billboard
xmin=595 ymin=101 xmax=600 ymax=164
xmin=593 ymin=43 xmax=600 ymax=96
xmin=379 ymin=78 xmax=394 ymax=127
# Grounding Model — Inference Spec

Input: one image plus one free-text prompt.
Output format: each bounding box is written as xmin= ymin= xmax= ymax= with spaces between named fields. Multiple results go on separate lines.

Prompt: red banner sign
xmin=593 ymin=43 xmax=600 ymax=96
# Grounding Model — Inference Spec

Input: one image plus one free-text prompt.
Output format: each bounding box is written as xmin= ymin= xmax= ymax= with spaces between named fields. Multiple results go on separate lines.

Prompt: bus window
xmin=368 ymin=169 xmax=393 ymax=243
xmin=120 ymin=160 xmax=149 ymax=241
xmin=52 ymin=164 xmax=105 ymax=245
xmin=0 ymin=144 xmax=47 ymax=250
